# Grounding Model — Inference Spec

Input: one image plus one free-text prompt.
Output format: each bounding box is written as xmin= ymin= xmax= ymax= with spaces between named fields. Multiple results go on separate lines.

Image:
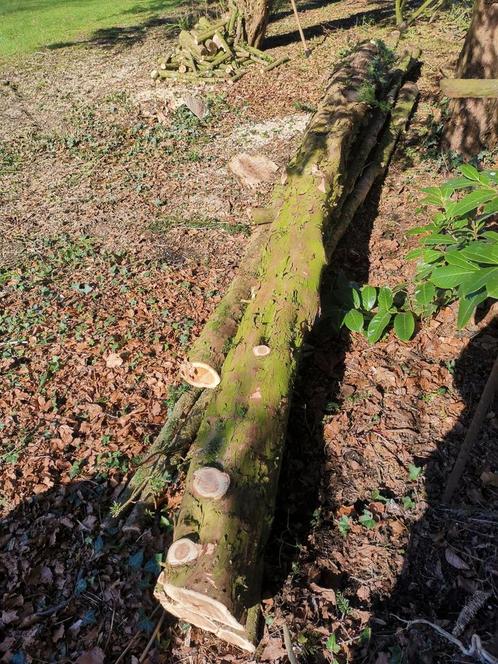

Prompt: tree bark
xmin=442 ymin=0 xmax=498 ymax=156
xmin=154 ymin=42 xmax=418 ymax=652
xmin=236 ymin=0 xmax=273 ymax=47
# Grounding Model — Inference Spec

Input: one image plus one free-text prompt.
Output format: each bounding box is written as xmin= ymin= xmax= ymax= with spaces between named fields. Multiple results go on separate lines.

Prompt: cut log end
xmin=252 ymin=344 xmax=271 ymax=357
xmin=180 ymin=361 xmax=221 ymax=389
xmin=166 ymin=538 xmax=200 ymax=566
xmin=155 ymin=583 xmax=256 ymax=653
xmin=192 ymin=466 xmax=230 ymax=499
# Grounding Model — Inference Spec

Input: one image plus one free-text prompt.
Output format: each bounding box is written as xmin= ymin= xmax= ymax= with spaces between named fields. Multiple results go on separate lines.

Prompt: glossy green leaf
xmin=445 ymin=251 xmax=480 ymax=270
xmin=361 ymin=285 xmax=377 ymax=311
xmin=421 ymin=234 xmax=457 ymax=246
xmin=377 ymin=286 xmax=393 ymax=311
xmin=460 ymin=241 xmax=498 ymax=264
xmin=352 ymin=288 xmax=361 ymax=309
xmin=457 ymin=287 xmax=488 ymax=329
xmin=415 ymin=282 xmax=436 ymax=305
xmin=447 ymin=189 xmax=495 ymax=218
xmin=367 ymin=311 xmax=391 ymax=344
xmin=486 ymin=270 xmax=498 ymax=298
xmin=460 ymin=267 xmax=498 ymax=296
xmin=393 ymin=312 xmax=415 ymax=341
xmin=430 ymin=264 xmax=478 ymax=289
xmin=422 ymin=249 xmax=443 ymax=263
xmin=406 ymin=224 xmax=435 ymax=236
xmin=459 ymin=163 xmax=480 ymax=181
xmin=343 ymin=309 xmax=364 ymax=333
xmin=405 ymin=247 xmax=425 ymax=260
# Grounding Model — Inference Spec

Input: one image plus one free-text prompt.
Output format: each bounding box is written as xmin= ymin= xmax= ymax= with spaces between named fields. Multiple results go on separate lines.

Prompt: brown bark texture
xmin=443 ymin=0 xmax=498 ymax=156
xmin=237 ymin=0 xmax=273 ymax=47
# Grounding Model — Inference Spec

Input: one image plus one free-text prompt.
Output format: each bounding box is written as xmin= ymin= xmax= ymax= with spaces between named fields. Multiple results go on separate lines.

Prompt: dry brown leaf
xmin=260 ymin=637 xmax=287 ymax=661
xmin=445 ymin=548 xmax=470 ymax=571
xmin=75 ymin=647 xmax=105 ymax=664
xmin=309 ymin=582 xmax=336 ymax=604
xmin=182 ymin=94 xmax=208 ymax=120
xmin=229 ymin=153 xmax=279 ymax=189
xmin=105 ymin=353 xmax=123 ymax=368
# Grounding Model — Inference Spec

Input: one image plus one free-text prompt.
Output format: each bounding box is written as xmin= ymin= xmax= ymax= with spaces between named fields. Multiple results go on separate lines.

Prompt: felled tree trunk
xmin=442 ymin=0 xmax=498 ymax=156
xmin=155 ymin=42 xmax=419 ymax=652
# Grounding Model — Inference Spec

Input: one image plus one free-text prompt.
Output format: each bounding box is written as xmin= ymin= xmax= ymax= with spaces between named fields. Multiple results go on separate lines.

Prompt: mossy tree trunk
xmin=442 ymin=0 xmax=498 ymax=156
xmin=155 ymin=42 xmax=419 ymax=652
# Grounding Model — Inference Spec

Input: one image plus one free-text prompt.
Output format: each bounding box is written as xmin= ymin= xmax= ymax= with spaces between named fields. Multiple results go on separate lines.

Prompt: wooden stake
xmin=289 ymin=0 xmax=310 ymax=57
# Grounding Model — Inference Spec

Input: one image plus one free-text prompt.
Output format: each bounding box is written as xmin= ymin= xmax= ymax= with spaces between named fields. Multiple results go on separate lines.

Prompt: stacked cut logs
xmin=121 ymin=41 xmax=420 ymax=652
xmin=150 ymin=10 xmax=288 ymax=83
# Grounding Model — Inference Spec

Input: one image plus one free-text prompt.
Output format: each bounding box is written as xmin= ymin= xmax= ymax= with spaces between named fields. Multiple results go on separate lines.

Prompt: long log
xmin=440 ymin=78 xmax=498 ymax=99
xmin=155 ymin=42 xmax=417 ymax=652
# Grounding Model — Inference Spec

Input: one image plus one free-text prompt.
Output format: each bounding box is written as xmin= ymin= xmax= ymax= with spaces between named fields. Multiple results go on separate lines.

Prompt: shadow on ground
xmin=265 ymin=161 xmax=498 ymax=662
xmin=265 ymin=0 xmax=394 ymax=50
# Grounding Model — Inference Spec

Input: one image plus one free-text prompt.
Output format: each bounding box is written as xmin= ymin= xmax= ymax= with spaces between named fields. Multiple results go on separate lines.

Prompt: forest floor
xmin=1 ymin=0 xmax=497 ymax=662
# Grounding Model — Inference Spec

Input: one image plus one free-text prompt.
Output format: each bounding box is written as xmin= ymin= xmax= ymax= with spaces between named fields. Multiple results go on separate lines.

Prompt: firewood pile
xmin=150 ymin=11 xmax=289 ymax=83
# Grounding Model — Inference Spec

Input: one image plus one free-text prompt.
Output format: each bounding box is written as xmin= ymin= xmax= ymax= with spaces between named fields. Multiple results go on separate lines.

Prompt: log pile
xmin=124 ymin=40 xmax=420 ymax=652
xmin=150 ymin=10 xmax=288 ymax=83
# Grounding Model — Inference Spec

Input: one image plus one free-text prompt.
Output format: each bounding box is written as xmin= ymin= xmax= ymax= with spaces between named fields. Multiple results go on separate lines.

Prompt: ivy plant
xmin=331 ymin=165 xmax=498 ymax=343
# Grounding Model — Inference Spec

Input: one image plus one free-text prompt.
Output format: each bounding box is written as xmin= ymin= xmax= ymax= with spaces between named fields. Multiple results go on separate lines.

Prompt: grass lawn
xmin=0 ymin=0 xmax=182 ymax=62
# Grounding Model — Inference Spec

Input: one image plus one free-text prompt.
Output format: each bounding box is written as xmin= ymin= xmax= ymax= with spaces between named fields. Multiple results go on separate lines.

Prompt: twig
xmin=395 ymin=616 xmax=498 ymax=664
xmin=114 ymin=606 xmax=160 ymax=663
xmin=283 ymin=623 xmax=299 ymax=664
xmin=139 ymin=612 xmax=165 ymax=663
xmin=443 ymin=354 xmax=498 ymax=504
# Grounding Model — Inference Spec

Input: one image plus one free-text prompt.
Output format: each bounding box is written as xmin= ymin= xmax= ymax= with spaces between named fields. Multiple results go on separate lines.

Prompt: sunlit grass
xmin=0 ymin=0 xmax=181 ymax=62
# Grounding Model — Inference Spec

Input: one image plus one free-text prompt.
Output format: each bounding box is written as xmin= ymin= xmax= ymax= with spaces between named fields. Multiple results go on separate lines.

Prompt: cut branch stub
xmin=180 ymin=361 xmax=221 ymax=389
xmin=166 ymin=538 xmax=200 ymax=566
xmin=252 ymin=344 xmax=271 ymax=357
xmin=192 ymin=467 xmax=230 ymax=499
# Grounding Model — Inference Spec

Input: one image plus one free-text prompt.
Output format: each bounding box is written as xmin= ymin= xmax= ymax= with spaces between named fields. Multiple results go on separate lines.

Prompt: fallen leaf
xmin=445 ymin=548 xmax=470 ymax=570
xmin=106 ymin=353 xmax=123 ymax=368
xmin=260 ymin=637 xmax=287 ymax=661
xmin=229 ymin=153 xmax=279 ymax=189
xmin=75 ymin=647 xmax=105 ymax=664
xmin=182 ymin=93 xmax=208 ymax=119
xmin=309 ymin=582 xmax=336 ymax=604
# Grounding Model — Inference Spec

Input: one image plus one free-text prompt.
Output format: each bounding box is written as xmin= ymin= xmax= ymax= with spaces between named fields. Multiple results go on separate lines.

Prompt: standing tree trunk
xmin=442 ymin=0 xmax=498 ymax=157
xmin=237 ymin=0 xmax=273 ymax=47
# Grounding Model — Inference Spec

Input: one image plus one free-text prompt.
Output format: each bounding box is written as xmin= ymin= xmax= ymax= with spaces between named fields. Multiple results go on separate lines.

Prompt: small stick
xmin=138 ymin=612 xmax=166 ymax=663
xmin=443 ymin=354 xmax=498 ymax=504
xmin=289 ymin=0 xmax=310 ymax=57
xmin=283 ymin=623 xmax=299 ymax=664
xmin=395 ymin=617 xmax=498 ymax=664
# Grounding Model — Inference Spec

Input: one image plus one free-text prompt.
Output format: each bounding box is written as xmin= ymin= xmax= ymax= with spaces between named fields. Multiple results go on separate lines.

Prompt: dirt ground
xmin=1 ymin=0 xmax=497 ymax=662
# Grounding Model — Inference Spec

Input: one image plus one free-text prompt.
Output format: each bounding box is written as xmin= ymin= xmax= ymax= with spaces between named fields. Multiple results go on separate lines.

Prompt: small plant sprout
xmin=337 ymin=515 xmax=352 ymax=537
xmin=326 ymin=632 xmax=341 ymax=655
xmin=408 ymin=463 xmax=422 ymax=481
xmin=359 ymin=509 xmax=376 ymax=529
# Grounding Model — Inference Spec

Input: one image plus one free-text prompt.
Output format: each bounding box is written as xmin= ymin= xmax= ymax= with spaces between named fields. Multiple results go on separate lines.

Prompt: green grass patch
xmin=0 ymin=0 xmax=181 ymax=62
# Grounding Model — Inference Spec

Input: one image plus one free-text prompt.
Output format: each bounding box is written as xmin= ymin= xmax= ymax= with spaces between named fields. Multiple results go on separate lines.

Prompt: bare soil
xmin=1 ymin=1 xmax=497 ymax=663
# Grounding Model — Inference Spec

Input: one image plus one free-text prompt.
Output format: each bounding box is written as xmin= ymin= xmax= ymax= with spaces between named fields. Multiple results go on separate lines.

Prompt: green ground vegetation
xmin=0 ymin=0 xmax=181 ymax=61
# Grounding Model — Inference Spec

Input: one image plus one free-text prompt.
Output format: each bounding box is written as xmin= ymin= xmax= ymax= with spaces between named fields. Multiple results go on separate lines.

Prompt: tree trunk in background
xmin=442 ymin=0 xmax=498 ymax=157
xmin=237 ymin=0 xmax=273 ymax=47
